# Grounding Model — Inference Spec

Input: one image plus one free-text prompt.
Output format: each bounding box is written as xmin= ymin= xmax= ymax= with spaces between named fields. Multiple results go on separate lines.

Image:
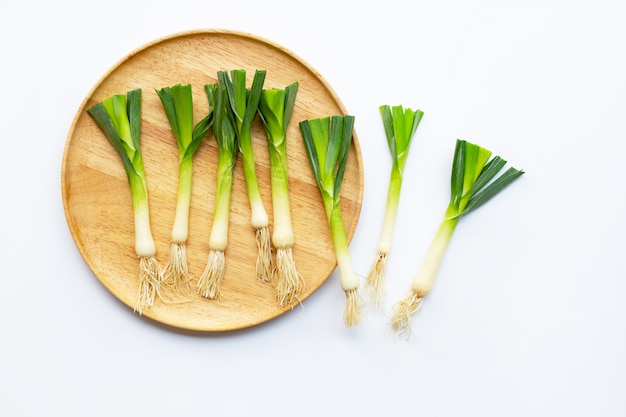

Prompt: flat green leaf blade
xmin=299 ymin=119 xmax=323 ymax=192
xmin=324 ymin=115 xmax=343 ymax=182
xmin=212 ymin=85 xmax=237 ymax=154
xmin=391 ymin=105 xmax=407 ymax=155
xmin=408 ymin=108 xmax=424 ymax=142
xmin=217 ymin=71 xmax=236 ymax=120
xmin=127 ymin=89 xmax=142 ymax=154
xmin=156 ymin=86 xmax=180 ymax=143
xmin=379 ymin=105 xmax=396 ymax=158
xmin=242 ymin=70 xmax=266 ymax=129
xmin=171 ymin=84 xmax=194 ymax=149
xmin=101 ymin=94 xmax=134 ymax=153
xmin=464 ymin=155 xmax=507 ymax=199
xmin=183 ymin=111 xmax=213 ymax=161
xmin=462 ymin=141 xmax=492 ymax=195
xmin=87 ymin=103 xmax=136 ymax=176
xmin=227 ymin=69 xmax=247 ymax=127
xmin=307 ymin=117 xmax=330 ymax=179
xmin=333 ymin=115 xmax=355 ymax=198
xmin=449 ymin=139 xmax=466 ymax=210
xmin=205 ymin=83 xmax=218 ymax=109
xmin=258 ymin=88 xmax=285 ymax=138
xmin=259 ymin=82 xmax=298 ymax=140
xmin=192 ymin=111 xmax=213 ymax=143
xmin=393 ymin=105 xmax=424 ymax=169
xmin=282 ymin=82 xmax=298 ymax=129
xmin=462 ymin=167 xmax=525 ymax=215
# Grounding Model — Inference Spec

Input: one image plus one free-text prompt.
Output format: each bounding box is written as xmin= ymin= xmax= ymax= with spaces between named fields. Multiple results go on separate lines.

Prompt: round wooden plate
xmin=61 ymin=30 xmax=363 ymax=332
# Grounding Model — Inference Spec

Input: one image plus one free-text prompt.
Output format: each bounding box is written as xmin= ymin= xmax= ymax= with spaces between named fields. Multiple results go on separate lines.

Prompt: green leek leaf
xmin=447 ymin=139 xmax=524 ymax=218
xmin=299 ymin=115 xmax=355 ymax=208
xmin=380 ymin=104 xmax=424 ymax=170
xmin=463 ymin=167 xmax=525 ymax=215
xmin=87 ymin=89 xmax=144 ymax=183
xmin=156 ymin=84 xmax=212 ymax=163
xmin=300 ymin=114 xmax=361 ymax=326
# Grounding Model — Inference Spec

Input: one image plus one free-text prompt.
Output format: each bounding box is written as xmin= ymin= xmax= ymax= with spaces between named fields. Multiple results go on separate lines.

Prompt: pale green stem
xmin=410 ymin=217 xmax=458 ymax=296
xmin=377 ymin=165 xmax=402 ymax=254
xmin=171 ymin=157 xmax=194 ymax=243
xmin=129 ymin=173 xmax=156 ymax=257
xmin=329 ymin=201 xmax=358 ymax=292
xmin=270 ymin=148 xmax=294 ymax=248
xmin=240 ymin=131 xmax=268 ymax=229
xmin=209 ymin=153 xmax=235 ymax=251
xmin=328 ymin=199 xmax=361 ymax=327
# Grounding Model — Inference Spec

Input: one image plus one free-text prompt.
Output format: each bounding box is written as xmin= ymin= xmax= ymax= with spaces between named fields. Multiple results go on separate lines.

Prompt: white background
xmin=1 ymin=0 xmax=625 ymax=415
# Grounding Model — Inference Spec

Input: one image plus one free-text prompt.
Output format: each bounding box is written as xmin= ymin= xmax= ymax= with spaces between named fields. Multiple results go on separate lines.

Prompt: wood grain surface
xmin=61 ymin=30 xmax=364 ymax=332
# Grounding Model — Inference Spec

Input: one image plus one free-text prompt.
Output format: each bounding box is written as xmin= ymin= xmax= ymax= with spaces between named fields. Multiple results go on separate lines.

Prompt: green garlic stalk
xmin=87 ymin=89 xmax=162 ymax=314
xmin=366 ymin=105 xmax=423 ymax=309
xmin=258 ymin=82 xmax=304 ymax=306
xmin=299 ymin=115 xmax=361 ymax=327
xmin=156 ymin=84 xmax=212 ymax=296
xmin=392 ymin=139 xmax=524 ymax=337
xmin=197 ymin=84 xmax=238 ymax=299
xmin=219 ymin=69 xmax=273 ymax=282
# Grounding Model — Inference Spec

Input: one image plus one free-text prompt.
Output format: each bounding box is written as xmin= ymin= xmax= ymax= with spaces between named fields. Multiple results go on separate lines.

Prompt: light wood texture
xmin=61 ymin=30 xmax=363 ymax=332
